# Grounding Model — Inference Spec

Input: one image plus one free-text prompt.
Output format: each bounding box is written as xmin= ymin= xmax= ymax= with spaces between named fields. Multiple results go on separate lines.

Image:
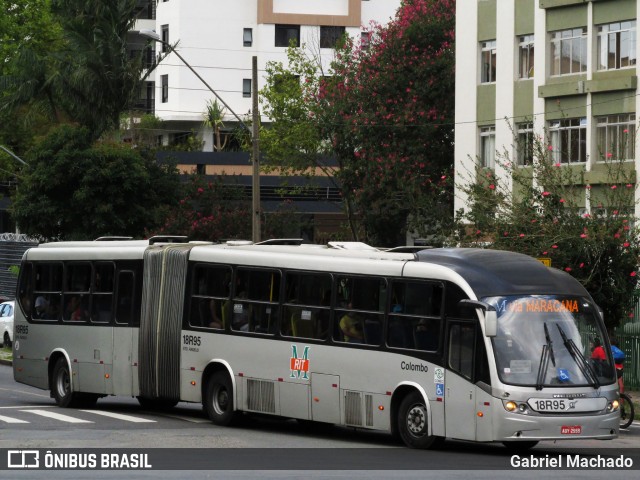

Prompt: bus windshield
xmin=484 ymin=295 xmax=616 ymax=388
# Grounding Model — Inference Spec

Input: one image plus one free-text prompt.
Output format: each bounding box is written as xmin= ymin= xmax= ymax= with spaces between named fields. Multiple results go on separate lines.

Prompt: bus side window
xmin=115 ymin=271 xmax=135 ymax=325
xmin=283 ymin=272 xmax=331 ymax=340
xmin=234 ymin=268 xmax=281 ymax=334
xmin=91 ymin=262 xmax=114 ymax=324
xmin=189 ymin=265 xmax=231 ymax=330
xmin=33 ymin=262 xmax=63 ymax=322
xmin=387 ymin=280 xmax=442 ymax=351
xmin=334 ymin=276 xmax=385 ymax=345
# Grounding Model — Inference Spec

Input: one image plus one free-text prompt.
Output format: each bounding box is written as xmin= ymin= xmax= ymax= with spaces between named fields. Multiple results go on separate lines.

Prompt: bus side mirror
xmin=484 ymin=310 xmax=497 ymax=337
xmin=458 ymin=299 xmax=497 ymax=337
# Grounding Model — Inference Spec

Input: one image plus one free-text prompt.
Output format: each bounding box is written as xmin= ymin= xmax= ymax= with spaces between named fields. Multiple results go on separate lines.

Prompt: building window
xmin=597 ymin=21 xmax=637 ymax=71
xmin=161 ymin=74 xmax=168 ymax=103
xmin=518 ymin=35 xmax=534 ymax=79
xmin=243 ymin=28 xmax=253 ymax=47
xmin=480 ymin=126 xmax=495 ymax=168
xmin=548 ymin=118 xmax=587 ymax=164
xmin=243 ymin=78 xmax=251 ymax=98
xmin=275 ymin=24 xmax=300 ymax=47
xmin=595 ymin=114 xmax=635 ymax=161
xmin=516 ymin=123 xmax=534 ymax=166
xmin=550 ymin=28 xmax=587 ymax=76
xmin=320 ymin=26 xmax=346 ymax=48
xmin=480 ymin=40 xmax=497 ymax=83
xmin=161 ymin=24 xmax=169 ymax=53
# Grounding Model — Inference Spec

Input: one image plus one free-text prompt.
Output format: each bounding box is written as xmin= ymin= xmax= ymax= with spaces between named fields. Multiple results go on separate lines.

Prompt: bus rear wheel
xmin=2 ymin=332 xmax=10 ymax=348
xmin=204 ymin=372 xmax=236 ymax=426
xmin=51 ymin=358 xmax=80 ymax=408
xmin=397 ymin=391 xmax=438 ymax=449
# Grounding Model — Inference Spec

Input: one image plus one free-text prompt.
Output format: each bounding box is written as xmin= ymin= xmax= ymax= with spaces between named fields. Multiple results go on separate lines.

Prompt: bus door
xmin=112 ymin=270 xmax=137 ymax=396
xmin=444 ymin=320 xmax=480 ymax=441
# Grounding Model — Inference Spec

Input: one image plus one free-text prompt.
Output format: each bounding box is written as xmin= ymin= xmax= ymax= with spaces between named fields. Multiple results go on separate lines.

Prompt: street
xmin=0 ymin=364 xmax=639 ymax=479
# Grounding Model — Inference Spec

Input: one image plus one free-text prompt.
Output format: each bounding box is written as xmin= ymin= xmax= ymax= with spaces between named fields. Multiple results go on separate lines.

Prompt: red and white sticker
xmin=561 ymin=425 xmax=582 ymax=435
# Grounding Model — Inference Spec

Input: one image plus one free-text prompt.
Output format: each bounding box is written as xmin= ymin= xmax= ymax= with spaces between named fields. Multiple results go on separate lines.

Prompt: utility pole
xmin=252 ymin=56 xmax=261 ymax=243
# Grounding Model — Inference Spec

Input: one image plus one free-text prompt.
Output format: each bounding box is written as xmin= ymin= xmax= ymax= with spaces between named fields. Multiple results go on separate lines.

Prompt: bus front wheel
xmin=397 ymin=391 xmax=438 ymax=449
xmin=204 ymin=372 xmax=236 ymax=426
xmin=51 ymin=358 xmax=79 ymax=408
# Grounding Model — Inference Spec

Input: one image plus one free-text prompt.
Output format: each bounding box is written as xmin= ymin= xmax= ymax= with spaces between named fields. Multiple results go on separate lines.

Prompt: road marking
xmin=0 ymin=405 xmax=56 ymax=409
xmin=20 ymin=409 xmax=93 ymax=423
xmin=79 ymin=410 xmax=156 ymax=423
xmin=0 ymin=414 xmax=29 ymax=424
xmin=0 ymin=387 xmax=50 ymax=398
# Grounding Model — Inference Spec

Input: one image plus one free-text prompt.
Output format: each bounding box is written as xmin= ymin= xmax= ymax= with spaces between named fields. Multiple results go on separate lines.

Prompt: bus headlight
xmin=608 ymin=400 xmax=619 ymax=411
xmin=504 ymin=401 xmax=518 ymax=412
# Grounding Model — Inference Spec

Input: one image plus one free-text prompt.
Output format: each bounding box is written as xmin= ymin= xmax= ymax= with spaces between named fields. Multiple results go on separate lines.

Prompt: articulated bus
xmin=13 ymin=237 xmax=620 ymax=449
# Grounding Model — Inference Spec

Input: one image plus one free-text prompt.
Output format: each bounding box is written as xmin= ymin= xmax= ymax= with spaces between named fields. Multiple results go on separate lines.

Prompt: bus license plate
xmin=529 ymin=399 xmax=568 ymax=411
xmin=561 ymin=425 xmax=582 ymax=435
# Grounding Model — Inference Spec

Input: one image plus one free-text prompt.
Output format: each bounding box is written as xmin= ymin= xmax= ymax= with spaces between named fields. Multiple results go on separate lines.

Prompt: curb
xmin=0 ymin=359 xmax=12 ymax=366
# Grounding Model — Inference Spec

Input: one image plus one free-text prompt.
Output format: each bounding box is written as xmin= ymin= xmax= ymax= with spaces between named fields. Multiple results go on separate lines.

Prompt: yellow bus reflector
xmin=378 ymin=406 xmax=384 ymax=411
xmin=477 ymin=411 xmax=484 ymax=417
xmin=313 ymin=397 xmax=320 ymax=402
xmin=191 ymin=381 xmax=196 ymax=386
xmin=105 ymin=374 xmax=110 ymax=379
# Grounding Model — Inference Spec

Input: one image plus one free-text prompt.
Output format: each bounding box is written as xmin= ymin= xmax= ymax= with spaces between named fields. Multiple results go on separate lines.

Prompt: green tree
xmin=12 ymin=125 xmax=180 ymax=240
xmin=50 ymin=0 xmax=147 ymax=135
xmin=458 ymin=131 xmax=640 ymax=332
xmin=260 ymin=0 xmax=455 ymax=246
xmin=1 ymin=0 xmax=149 ymax=139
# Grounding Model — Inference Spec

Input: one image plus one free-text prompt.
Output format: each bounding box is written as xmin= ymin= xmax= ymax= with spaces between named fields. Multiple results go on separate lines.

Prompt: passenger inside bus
xmin=33 ymin=296 xmax=50 ymax=319
xmin=65 ymin=295 xmax=87 ymax=321
xmin=339 ymin=303 xmax=364 ymax=343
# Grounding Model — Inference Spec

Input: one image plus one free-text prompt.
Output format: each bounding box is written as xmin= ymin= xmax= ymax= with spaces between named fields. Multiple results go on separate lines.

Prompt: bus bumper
xmin=493 ymin=411 xmax=619 ymax=441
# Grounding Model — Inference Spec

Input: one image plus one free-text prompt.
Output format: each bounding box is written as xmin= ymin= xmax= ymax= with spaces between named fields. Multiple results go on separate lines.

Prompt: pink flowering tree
xmin=458 ymin=130 xmax=640 ymax=332
xmin=260 ymin=0 xmax=455 ymax=246
xmin=150 ymin=174 xmax=311 ymax=242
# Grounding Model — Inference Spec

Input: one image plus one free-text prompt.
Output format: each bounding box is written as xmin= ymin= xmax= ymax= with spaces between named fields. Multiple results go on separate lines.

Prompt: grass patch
xmin=0 ymin=346 xmax=12 ymax=363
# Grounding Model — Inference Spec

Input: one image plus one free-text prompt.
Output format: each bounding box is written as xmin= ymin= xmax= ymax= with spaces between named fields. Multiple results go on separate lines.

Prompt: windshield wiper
xmin=544 ymin=323 xmax=556 ymax=367
xmin=556 ymin=324 xmax=600 ymax=388
xmin=535 ymin=322 xmax=556 ymax=390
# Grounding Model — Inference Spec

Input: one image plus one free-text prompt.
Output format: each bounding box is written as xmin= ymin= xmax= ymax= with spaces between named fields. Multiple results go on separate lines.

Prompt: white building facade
xmin=131 ymin=0 xmax=400 ymax=151
xmin=455 ymin=0 xmax=640 ymax=218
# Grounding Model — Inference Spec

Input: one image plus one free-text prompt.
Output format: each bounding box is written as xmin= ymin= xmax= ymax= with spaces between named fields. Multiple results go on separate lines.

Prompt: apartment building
xmin=454 ymin=0 xmax=640 ymax=217
xmin=130 ymin=0 xmax=400 ymax=151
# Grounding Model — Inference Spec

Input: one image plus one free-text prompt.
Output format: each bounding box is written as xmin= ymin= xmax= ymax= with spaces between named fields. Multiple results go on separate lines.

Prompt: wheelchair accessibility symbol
xmin=558 ymin=369 xmax=571 ymax=382
xmin=435 ymin=383 xmax=444 ymax=396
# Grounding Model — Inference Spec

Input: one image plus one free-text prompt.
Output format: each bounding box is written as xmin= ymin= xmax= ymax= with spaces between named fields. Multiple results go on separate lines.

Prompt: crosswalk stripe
xmin=20 ymin=409 xmax=93 ymax=424
xmin=0 ymin=414 xmax=29 ymax=424
xmin=78 ymin=410 xmax=156 ymax=423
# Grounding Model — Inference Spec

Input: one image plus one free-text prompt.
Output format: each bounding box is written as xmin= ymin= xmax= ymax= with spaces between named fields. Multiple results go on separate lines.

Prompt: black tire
xmin=2 ymin=332 xmax=10 ymax=348
xmin=620 ymin=393 xmax=635 ymax=430
xmin=51 ymin=357 xmax=80 ymax=408
xmin=204 ymin=372 xmax=236 ymax=426
xmin=397 ymin=391 xmax=438 ymax=449
xmin=137 ymin=396 xmax=178 ymax=410
xmin=502 ymin=441 xmax=539 ymax=451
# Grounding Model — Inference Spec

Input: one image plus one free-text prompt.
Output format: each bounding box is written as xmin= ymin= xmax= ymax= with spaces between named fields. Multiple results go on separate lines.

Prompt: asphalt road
xmin=0 ymin=364 xmax=639 ymax=480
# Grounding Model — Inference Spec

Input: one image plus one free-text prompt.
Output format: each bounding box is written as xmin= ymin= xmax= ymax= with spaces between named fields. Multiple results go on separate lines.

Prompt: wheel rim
xmin=213 ymin=384 xmax=229 ymax=415
xmin=406 ymin=403 xmax=427 ymax=437
xmin=56 ymin=366 xmax=70 ymax=399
